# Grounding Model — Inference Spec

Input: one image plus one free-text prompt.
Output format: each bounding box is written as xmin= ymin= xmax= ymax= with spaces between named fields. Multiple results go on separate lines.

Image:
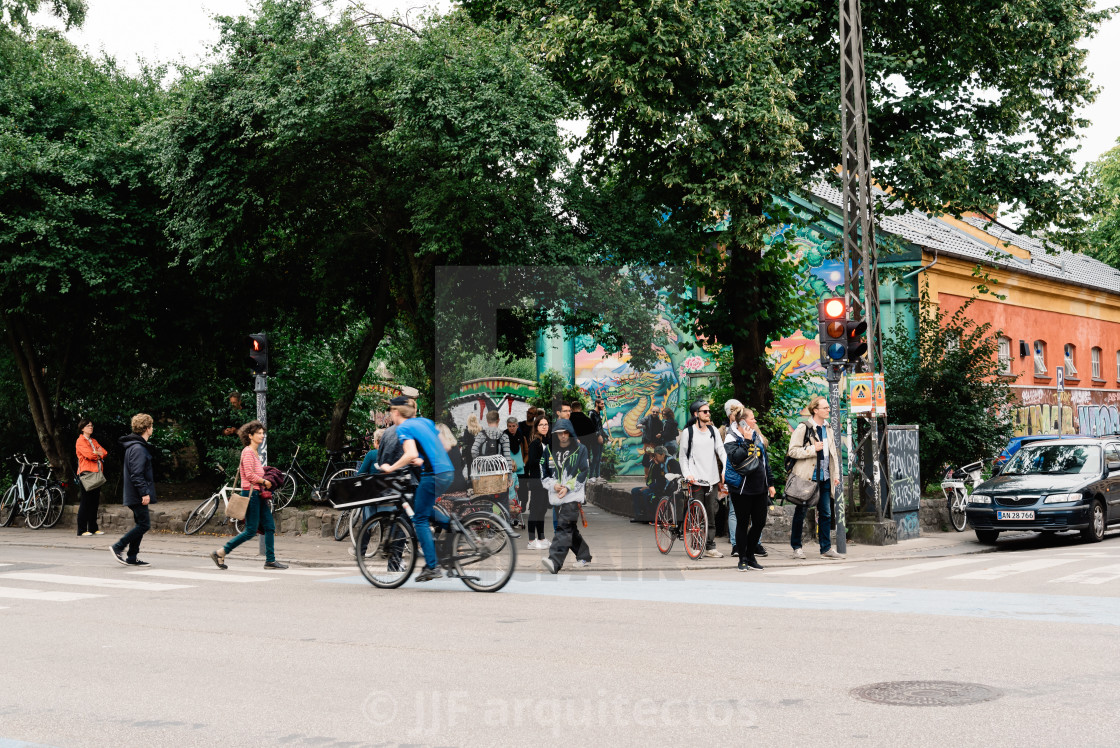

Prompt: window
xmin=946 ymin=334 xmax=960 ymax=352
xmin=1033 ymin=341 xmax=1047 ymax=375
xmin=997 ymin=337 xmax=1012 ymax=375
xmin=1116 ymin=350 xmax=1120 ymax=381
xmin=1092 ymin=347 xmax=1102 ymax=379
xmin=1064 ymin=344 xmax=1078 ymax=377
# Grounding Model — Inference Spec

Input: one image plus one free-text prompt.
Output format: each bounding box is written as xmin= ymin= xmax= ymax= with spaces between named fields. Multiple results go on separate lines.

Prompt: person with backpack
xmin=472 ymin=409 xmax=513 ymax=516
xmin=787 ymin=395 xmax=844 ymax=560
xmin=678 ymin=399 xmax=727 ymax=558
xmin=723 ymin=404 xmax=775 ymax=571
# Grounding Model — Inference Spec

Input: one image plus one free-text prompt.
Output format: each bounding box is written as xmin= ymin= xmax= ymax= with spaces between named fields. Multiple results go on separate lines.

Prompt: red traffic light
xmin=246 ymin=333 xmax=269 ymax=374
xmin=822 ymin=297 xmax=845 ymax=319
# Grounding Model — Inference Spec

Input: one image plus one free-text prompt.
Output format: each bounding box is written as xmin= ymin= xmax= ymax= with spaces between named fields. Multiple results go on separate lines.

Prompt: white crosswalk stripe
xmin=191 ymin=566 xmax=353 ymax=576
xmin=0 ymin=585 xmax=103 ymax=602
xmin=853 ymin=557 xmax=987 ymax=578
xmin=1050 ymin=563 xmax=1120 ymax=585
xmin=948 ymin=558 xmax=1080 ymax=580
xmin=769 ymin=564 xmax=854 ymax=576
xmin=0 ymin=572 xmax=192 ymax=591
xmin=130 ymin=569 xmax=274 ymax=583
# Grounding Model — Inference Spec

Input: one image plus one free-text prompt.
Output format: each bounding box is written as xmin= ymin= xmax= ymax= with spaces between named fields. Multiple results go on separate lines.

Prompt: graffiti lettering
xmin=887 ymin=427 xmax=921 ymax=513
xmin=1078 ymin=405 xmax=1120 ymax=437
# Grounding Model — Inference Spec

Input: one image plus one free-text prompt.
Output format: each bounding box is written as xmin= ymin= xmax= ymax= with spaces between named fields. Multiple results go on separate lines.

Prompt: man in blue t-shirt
xmin=379 ymin=396 xmax=454 ymax=582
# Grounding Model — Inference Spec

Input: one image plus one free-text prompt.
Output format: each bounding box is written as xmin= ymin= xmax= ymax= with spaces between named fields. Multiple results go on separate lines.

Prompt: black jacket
xmin=661 ymin=418 xmax=679 ymax=444
xmin=119 ymin=433 xmax=156 ymax=506
xmin=524 ymin=438 xmax=554 ymax=482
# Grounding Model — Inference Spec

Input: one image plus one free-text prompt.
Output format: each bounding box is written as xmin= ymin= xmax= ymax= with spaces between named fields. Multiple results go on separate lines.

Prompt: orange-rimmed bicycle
xmin=653 ymin=476 xmax=709 ymax=560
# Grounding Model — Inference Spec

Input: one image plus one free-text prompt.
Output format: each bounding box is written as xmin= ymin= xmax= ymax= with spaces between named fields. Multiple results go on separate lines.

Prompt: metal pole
xmin=255 ymin=372 xmax=267 ymax=556
xmin=828 ymin=366 xmax=847 ymax=553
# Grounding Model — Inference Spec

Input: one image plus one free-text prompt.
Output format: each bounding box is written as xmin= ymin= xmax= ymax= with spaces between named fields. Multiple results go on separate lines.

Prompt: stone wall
xmin=55 ymin=502 xmax=352 ymax=537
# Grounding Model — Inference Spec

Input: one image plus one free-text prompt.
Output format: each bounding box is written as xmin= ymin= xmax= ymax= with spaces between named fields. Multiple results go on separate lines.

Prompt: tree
xmin=881 ymin=286 xmax=1014 ymax=491
xmin=1087 ymin=139 xmax=1120 ymax=266
xmin=0 ymin=0 xmax=85 ymax=34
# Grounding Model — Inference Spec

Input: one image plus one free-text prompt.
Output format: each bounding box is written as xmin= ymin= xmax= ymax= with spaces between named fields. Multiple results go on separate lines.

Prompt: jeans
xmin=699 ymin=484 xmax=720 ymax=547
xmin=114 ymin=504 xmax=150 ymax=561
xmin=547 ymin=502 xmax=591 ymax=571
xmin=728 ymin=499 xmax=736 ymax=545
xmin=224 ymin=490 xmax=277 ymax=563
xmin=413 ymin=471 xmax=454 ymax=570
xmin=630 ymin=486 xmax=656 ymax=521
xmin=590 ymin=442 xmax=604 ymax=478
xmin=76 ymin=482 xmax=101 ymax=534
xmin=791 ymin=481 xmax=833 ymax=554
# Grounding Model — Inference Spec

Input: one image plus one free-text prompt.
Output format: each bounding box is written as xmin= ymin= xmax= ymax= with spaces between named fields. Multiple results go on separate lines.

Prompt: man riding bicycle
xmin=379 ymin=396 xmax=454 ymax=582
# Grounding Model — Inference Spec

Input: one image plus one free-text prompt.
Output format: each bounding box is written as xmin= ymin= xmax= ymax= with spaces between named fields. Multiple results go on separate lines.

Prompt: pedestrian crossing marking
xmin=854 ymin=557 xmax=986 ymax=578
xmin=0 ymin=572 xmax=192 ymax=591
xmin=191 ymin=566 xmax=352 ymax=576
xmin=949 ymin=558 xmax=1079 ymax=580
xmin=769 ymin=564 xmax=854 ymax=576
xmin=0 ymin=585 xmax=103 ymax=602
xmin=1050 ymin=563 xmax=1120 ymax=585
xmin=130 ymin=570 xmax=274 ymax=583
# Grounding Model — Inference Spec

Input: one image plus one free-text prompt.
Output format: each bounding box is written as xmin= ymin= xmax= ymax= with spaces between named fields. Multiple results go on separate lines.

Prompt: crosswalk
xmin=0 ymin=562 xmax=359 ymax=610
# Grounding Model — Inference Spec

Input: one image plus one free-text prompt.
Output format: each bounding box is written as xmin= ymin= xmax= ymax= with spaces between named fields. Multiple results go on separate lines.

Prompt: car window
xmin=1107 ymin=445 xmax=1120 ymax=465
xmin=1001 ymin=444 xmax=1101 ymax=476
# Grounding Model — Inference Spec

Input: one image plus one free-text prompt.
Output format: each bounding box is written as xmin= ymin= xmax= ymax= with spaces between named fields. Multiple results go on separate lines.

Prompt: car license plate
xmin=997 ymin=510 xmax=1035 ymax=520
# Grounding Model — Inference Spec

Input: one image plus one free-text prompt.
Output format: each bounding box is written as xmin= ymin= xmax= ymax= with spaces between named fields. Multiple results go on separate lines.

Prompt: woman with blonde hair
xmin=723 ymin=403 xmax=775 ymax=571
xmin=462 ymin=414 xmax=481 ymax=482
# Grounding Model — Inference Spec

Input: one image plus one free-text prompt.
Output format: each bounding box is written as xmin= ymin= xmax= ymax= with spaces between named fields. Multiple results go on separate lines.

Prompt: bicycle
xmin=941 ymin=460 xmax=983 ymax=532
xmin=653 ymin=476 xmax=710 ymax=560
xmin=183 ymin=465 xmax=247 ymax=536
xmin=272 ymin=445 xmax=359 ymax=510
xmin=0 ymin=454 xmax=62 ymax=530
xmin=330 ymin=469 xmax=519 ymax=593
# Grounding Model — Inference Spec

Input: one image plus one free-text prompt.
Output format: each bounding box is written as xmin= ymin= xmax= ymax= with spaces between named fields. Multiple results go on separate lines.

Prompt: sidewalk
xmin=0 ymin=498 xmax=1007 ymax=572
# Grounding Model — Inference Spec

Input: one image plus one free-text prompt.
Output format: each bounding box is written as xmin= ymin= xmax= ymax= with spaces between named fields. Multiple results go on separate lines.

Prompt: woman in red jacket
xmin=75 ymin=419 xmax=107 ymax=536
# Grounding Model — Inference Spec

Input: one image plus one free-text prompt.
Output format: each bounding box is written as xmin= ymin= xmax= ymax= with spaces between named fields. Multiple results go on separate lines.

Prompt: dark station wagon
xmin=966 ymin=438 xmax=1120 ymax=544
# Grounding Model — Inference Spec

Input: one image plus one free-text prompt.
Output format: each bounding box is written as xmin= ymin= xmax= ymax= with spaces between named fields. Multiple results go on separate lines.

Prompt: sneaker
xmin=528 ymin=539 xmax=540 ymax=550
xmin=540 ymin=557 xmax=557 ymax=574
xmin=575 ymin=559 xmax=591 ymax=568
xmin=126 ymin=559 xmax=150 ymax=567
xmin=793 ymin=548 xmax=805 ymax=560
xmin=264 ymin=561 xmax=289 ymax=569
xmin=93 ymin=530 xmax=104 ymax=535
xmin=415 ymin=566 xmax=442 ymax=582
xmin=820 ymin=549 xmax=845 ymax=560
xmin=110 ymin=547 xmax=127 ymax=566
xmin=348 ymin=546 xmax=356 ymax=558
xmin=754 ymin=544 xmax=768 ymax=557
xmin=210 ymin=550 xmax=227 ymax=570
xmin=737 ymin=558 xmax=750 ymax=571
xmin=747 ymin=558 xmax=764 ymax=570
xmin=80 ymin=531 xmax=93 ymax=537
xmin=706 ymin=548 xmax=724 ymax=558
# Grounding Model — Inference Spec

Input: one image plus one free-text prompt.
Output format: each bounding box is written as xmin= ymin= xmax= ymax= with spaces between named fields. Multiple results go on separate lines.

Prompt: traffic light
xmin=818 ymin=297 xmax=848 ymax=364
xmin=246 ymin=333 xmax=269 ymax=374
xmin=846 ymin=319 xmax=868 ymax=361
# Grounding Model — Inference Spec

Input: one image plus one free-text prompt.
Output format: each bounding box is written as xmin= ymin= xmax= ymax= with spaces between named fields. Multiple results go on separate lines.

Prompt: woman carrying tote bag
xmin=75 ymin=419 xmax=108 ymax=536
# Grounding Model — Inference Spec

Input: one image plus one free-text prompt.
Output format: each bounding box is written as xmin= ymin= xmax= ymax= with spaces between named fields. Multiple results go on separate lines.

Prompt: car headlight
xmin=1043 ymin=492 xmax=1083 ymax=504
xmin=968 ymin=494 xmax=991 ymax=505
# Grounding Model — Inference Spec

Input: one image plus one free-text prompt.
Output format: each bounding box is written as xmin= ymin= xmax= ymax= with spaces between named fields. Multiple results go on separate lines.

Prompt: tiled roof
xmin=808 ymin=183 xmax=1120 ymax=295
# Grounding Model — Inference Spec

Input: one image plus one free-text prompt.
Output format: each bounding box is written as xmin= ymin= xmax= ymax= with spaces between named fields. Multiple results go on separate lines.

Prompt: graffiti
xmin=1079 ymin=405 xmax=1120 ymax=437
xmin=1018 ymin=388 xmax=1050 ymax=406
xmin=895 ymin=511 xmax=920 ymax=541
xmin=887 ymin=426 xmax=921 ymax=513
xmin=1011 ymin=404 xmax=1075 ymax=436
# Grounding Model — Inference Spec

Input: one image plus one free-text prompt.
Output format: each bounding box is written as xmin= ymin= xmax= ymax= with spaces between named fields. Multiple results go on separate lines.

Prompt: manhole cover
xmin=850 ymin=681 xmax=1003 ymax=707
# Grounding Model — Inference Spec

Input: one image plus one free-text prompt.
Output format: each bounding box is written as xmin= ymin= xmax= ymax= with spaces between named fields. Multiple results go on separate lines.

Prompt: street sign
xmin=849 ymin=373 xmax=873 ymax=414
xmin=872 ymin=373 xmax=886 ymax=416
xmin=1056 ymin=366 xmax=1064 ymax=392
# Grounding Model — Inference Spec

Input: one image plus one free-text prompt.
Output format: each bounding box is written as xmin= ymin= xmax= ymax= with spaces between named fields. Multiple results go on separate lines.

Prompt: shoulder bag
xmin=226 ymin=489 xmax=251 ymax=521
xmin=79 ymin=435 xmax=107 ymax=491
xmin=782 ymin=422 xmax=820 ymax=507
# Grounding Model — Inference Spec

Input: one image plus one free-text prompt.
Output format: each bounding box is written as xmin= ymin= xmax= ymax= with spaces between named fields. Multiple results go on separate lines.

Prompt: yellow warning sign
xmin=849 ymin=373 xmax=873 ymax=414
xmin=873 ymin=373 xmax=887 ymax=415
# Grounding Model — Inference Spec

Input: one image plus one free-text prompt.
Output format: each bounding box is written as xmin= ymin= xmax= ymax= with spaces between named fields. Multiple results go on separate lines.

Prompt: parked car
xmin=992 ymin=434 xmax=1085 ymax=472
xmin=966 ymin=438 xmax=1120 ymax=544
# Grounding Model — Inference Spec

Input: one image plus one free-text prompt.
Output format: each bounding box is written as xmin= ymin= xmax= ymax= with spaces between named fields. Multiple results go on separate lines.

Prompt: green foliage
xmin=1088 ymin=139 xmax=1120 ymax=267
xmin=599 ymin=442 xmax=621 ymax=481
xmin=1 ymin=0 xmax=86 ymax=33
xmin=528 ymin=369 xmax=588 ymax=413
xmin=459 ymin=352 xmax=536 ymax=382
xmin=882 ymin=284 xmax=1015 ymax=491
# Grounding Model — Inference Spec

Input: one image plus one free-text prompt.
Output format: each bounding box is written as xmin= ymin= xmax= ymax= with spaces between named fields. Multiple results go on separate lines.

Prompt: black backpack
xmin=478 ymin=431 xmax=501 ymax=457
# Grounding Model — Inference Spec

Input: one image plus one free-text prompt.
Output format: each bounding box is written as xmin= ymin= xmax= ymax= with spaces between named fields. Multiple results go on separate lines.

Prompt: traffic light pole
xmin=255 ymin=372 xmax=267 ymax=556
xmin=826 ymin=365 xmax=847 ymax=554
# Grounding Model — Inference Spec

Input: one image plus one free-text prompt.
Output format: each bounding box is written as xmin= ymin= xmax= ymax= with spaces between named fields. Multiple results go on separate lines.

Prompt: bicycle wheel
xmin=683 ymin=499 xmax=708 ymax=560
xmin=348 ymin=507 xmax=363 ymax=547
xmin=272 ymin=473 xmax=297 ymax=510
xmin=453 ymin=512 xmax=517 ymax=592
xmin=354 ymin=512 xmax=383 ymax=558
xmin=654 ymin=498 xmax=675 ymax=554
xmin=0 ymin=485 xmax=18 ymax=527
xmin=950 ymin=489 xmax=969 ymax=532
xmin=232 ymin=516 xmax=245 ymax=535
xmin=333 ymin=509 xmax=352 ymax=541
xmin=356 ymin=515 xmax=416 ymax=589
xmin=25 ymin=490 xmax=49 ymax=529
xmin=41 ymin=486 xmax=64 ymax=528
xmin=184 ymin=494 xmax=219 ymax=535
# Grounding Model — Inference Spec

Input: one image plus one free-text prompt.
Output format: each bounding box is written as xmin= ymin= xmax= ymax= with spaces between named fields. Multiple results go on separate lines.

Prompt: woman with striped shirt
xmin=210 ymin=420 xmax=288 ymax=570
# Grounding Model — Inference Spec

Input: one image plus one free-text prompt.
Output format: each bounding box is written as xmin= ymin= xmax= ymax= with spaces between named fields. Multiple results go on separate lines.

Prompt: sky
xmin=37 ymin=0 xmax=1120 ymax=167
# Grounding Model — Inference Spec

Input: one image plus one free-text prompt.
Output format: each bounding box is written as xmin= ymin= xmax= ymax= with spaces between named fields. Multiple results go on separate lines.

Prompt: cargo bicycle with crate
xmin=329 ymin=468 xmax=519 ymax=592
xmin=653 ymin=476 xmax=710 ymax=560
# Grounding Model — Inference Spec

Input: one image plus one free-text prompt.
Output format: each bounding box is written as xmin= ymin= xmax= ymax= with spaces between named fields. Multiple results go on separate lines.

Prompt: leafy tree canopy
xmin=1087 ymin=139 xmax=1120 ymax=266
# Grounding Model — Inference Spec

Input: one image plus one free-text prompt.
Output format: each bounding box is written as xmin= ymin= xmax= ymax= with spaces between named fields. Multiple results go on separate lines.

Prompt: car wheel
xmin=1080 ymin=501 xmax=1105 ymax=543
xmin=975 ymin=529 xmax=1000 ymax=544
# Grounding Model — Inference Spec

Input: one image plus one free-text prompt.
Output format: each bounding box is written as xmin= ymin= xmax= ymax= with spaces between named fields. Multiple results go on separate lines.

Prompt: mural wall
xmin=1010 ymin=387 xmax=1120 ymax=437
xmin=447 ymin=377 xmax=535 ymax=431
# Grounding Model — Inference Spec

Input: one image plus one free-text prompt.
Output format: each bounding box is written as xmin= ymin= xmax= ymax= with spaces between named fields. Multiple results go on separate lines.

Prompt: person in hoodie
xmin=110 ymin=413 xmax=157 ymax=567
xmin=723 ymin=404 xmax=775 ymax=571
xmin=539 ymin=418 xmax=592 ymax=573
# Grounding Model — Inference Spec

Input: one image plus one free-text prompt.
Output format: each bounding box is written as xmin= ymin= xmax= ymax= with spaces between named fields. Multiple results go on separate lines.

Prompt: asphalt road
xmin=3 ymin=532 xmax=1120 ymax=747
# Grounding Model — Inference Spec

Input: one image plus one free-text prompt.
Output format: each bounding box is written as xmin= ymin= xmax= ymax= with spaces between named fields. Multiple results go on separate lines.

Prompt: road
xmin=2 ymin=532 xmax=1120 ymax=747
